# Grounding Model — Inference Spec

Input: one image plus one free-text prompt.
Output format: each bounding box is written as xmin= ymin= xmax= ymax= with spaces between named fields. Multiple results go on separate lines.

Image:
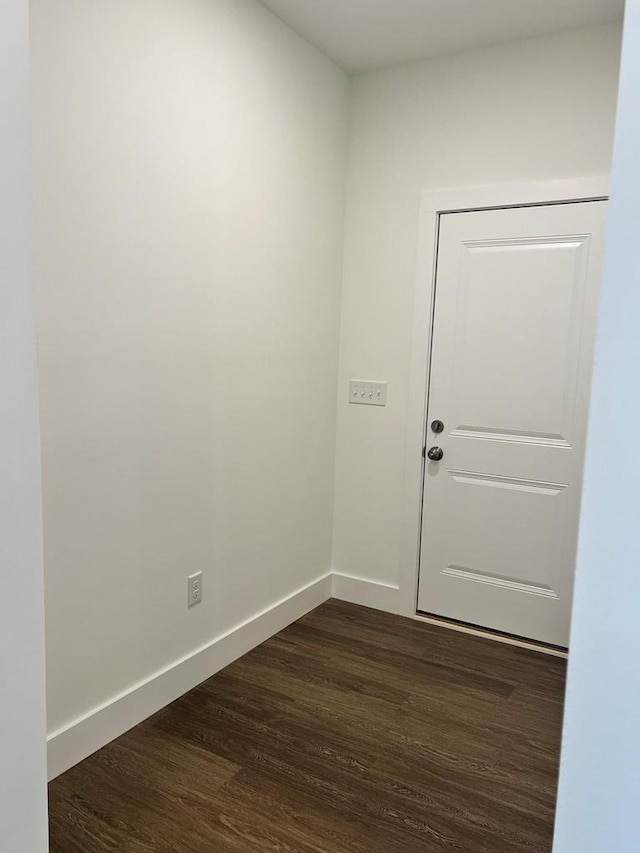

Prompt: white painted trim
xmin=398 ymin=177 xmax=610 ymax=619
xmin=331 ymin=571 xmax=402 ymax=614
xmin=47 ymin=564 xmax=568 ymax=780
xmin=47 ymin=572 xmax=332 ymax=780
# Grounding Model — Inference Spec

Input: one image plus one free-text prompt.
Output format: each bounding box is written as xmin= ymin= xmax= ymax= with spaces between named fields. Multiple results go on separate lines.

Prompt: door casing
xmin=397 ymin=178 xmax=609 ymax=626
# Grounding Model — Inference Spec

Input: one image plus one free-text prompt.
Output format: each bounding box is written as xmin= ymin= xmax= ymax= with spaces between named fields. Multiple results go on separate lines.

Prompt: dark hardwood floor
xmin=48 ymin=599 xmax=566 ymax=853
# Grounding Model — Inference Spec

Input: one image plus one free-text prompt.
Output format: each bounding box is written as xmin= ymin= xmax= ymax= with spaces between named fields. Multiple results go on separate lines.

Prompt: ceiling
xmin=258 ymin=0 xmax=624 ymax=73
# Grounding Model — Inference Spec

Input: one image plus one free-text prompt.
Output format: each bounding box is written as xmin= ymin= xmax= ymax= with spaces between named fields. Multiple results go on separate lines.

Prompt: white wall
xmin=32 ymin=0 xmax=348 ymax=757
xmin=332 ymin=23 xmax=622 ymax=606
xmin=554 ymin=4 xmax=640 ymax=850
xmin=0 ymin=0 xmax=49 ymax=849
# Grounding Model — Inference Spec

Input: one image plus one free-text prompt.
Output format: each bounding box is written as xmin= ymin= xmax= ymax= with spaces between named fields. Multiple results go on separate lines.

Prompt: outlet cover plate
xmin=349 ymin=380 xmax=387 ymax=407
xmin=188 ymin=571 xmax=203 ymax=608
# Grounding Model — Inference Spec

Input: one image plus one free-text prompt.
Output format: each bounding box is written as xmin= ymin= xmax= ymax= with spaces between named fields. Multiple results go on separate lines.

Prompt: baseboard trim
xmin=331 ymin=572 xmax=402 ymax=615
xmin=47 ymin=572 xmax=332 ymax=780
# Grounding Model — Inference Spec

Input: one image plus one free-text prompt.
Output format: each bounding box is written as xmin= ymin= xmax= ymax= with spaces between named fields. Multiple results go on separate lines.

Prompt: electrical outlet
xmin=349 ymin=380 xmax=387 ymax=407
xmin=188 ymin=572 xmax=203 ymax=608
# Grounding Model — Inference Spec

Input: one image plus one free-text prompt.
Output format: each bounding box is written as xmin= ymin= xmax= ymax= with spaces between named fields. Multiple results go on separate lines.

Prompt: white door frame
xmin=397 ymin=177 xmax=609 ymax=620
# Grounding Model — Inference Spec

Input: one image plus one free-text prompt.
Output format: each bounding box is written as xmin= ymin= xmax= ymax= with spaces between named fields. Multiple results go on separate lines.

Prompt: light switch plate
xmin=349 ymin=380 xmax=387 ymax=407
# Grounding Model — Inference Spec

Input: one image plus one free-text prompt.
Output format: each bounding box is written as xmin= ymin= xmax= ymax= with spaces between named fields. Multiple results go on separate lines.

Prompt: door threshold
xmin=413 ymin=611 xmax=568 ymax=659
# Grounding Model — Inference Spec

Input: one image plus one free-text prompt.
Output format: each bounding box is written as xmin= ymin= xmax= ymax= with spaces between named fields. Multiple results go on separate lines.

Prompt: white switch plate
xmin=188 ymin=571 xmax=203 ymax=608
xmin=349 ymin=380 xmax=387 ymax=407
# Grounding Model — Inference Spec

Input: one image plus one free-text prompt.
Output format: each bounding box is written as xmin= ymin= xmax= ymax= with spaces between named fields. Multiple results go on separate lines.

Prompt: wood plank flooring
xmin=48 ymin=599 xmax=567 ymax=853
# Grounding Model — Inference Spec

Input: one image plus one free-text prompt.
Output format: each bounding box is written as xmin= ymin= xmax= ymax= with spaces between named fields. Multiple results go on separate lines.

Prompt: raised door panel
xmin=446 ymin=237 xmax=590 ymax=446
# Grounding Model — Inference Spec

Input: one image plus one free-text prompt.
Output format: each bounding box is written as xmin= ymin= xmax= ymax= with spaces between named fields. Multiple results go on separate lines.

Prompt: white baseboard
xmin=47 ymin=572 xmax=332 ymax=781
xmin=331 ymin=571 xmax=402 ymax=615
xmin=48 ymin=568 xmax=555 ymax=781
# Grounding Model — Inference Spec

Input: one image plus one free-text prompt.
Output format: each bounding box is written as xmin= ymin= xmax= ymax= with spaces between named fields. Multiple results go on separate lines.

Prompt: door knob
xmin=427 ymin=446 xmax=444 ymax=462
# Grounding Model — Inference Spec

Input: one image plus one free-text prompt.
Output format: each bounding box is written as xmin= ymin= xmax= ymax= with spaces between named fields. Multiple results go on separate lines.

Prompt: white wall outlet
xmin=188 ymin=571 xmax=203 ymax=608
xmin=349 ymin=380 xmax=387 ymax=407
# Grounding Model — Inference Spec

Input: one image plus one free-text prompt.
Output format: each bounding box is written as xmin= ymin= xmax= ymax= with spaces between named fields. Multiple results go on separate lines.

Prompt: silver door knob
xmin=427 ymin=446 xmax=444 ymax=462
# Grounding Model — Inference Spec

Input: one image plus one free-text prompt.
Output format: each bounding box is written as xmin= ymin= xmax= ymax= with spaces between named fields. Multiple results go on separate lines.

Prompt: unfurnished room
xmin=2 ymin=1 xmax=640 ymax=851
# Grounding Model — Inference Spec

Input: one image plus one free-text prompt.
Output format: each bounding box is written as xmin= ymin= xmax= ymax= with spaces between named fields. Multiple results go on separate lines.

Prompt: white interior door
xmin=417 ymin=201 xmax=607 ymax=647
